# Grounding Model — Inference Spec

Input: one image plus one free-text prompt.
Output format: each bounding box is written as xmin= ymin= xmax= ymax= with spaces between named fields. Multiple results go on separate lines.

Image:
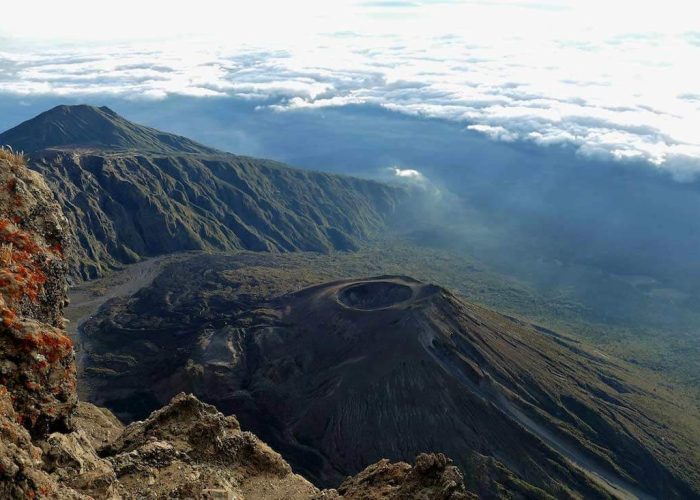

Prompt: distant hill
xmin=0 ymin=105 xmax=404 ymax=279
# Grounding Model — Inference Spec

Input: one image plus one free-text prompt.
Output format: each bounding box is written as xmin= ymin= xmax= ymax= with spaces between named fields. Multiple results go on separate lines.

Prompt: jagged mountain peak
xmin=0 ymin=104 xmax=218 ymax=154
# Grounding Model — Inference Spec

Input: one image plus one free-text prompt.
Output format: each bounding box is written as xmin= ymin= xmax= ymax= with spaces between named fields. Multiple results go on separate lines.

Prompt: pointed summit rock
xmin=0 ymin=104 xmax=216 ymax=154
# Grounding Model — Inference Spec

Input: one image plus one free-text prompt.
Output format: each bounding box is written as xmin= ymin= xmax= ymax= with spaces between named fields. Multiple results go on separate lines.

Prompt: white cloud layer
xmin=1 ymin=1 xmax=699 ymax=178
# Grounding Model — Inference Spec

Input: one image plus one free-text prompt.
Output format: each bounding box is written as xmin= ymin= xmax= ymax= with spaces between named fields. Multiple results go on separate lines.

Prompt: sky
xmin=1 ymin=0 xmax=700 ymax=178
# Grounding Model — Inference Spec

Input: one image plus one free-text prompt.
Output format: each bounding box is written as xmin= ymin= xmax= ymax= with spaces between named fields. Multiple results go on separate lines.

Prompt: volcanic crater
xmin=337 ymin=280 xmax=414 ymax=310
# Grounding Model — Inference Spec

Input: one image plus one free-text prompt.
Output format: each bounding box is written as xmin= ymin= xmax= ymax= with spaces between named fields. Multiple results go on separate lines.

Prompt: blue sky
xmin=1 ymin=0 xmax=699 ymax=178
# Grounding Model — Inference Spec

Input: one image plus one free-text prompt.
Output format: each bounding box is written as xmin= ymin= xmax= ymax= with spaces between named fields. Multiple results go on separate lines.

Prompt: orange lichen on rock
xmin=21 ymin=330 xmax=73 ymax=363
xmin=1 ymin=303 xmax=16 ymax=327
xmin=0 ymin=218 xmax=49 ymax=305
xmin=0 ymin=146 xmax=76 ymax=440
xmin=1 ymin=318 xmax=77 ymax=437
xmin=0 ymin=149 xmax=67 ymax=319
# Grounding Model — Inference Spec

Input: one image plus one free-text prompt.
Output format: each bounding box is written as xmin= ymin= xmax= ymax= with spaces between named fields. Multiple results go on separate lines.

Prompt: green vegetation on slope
xmin=0 ymin=105 xmax=405 ymax=279
xmin=33 ymin=151 xmax=402 ymax=279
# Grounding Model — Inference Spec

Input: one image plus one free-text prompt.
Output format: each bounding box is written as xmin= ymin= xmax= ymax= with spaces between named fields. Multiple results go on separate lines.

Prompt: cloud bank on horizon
xmin=1 ymin=0 xmax=699 ymax=178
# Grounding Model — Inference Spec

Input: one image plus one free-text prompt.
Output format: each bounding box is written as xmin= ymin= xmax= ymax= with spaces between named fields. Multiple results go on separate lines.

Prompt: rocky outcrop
xmin=0 ymin=147 xmax=76 ymax=438
xmin=102 ymin=393 xmax=319 ymax=499
xmin=0 ymin=147 xmax=78 ymax=497
xmin=3 ymin=386 xmax=474 ymax=499
xmin=334 ymin=453 xmax=476 ymax=500
xmin=63 ymin=392 xmax=476 ymax=499
xmin=0 ymin=388 xmax=69 ymax=499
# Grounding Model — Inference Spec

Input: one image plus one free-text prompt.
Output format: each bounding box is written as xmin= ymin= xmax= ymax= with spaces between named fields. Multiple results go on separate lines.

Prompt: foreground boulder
xmin=335 ymin=453 xmax=475 ymax=500
xmin=3 ymin=388 xmax=475 ymax=499
xmin=103 ymin=393 xmax=318 ymax=499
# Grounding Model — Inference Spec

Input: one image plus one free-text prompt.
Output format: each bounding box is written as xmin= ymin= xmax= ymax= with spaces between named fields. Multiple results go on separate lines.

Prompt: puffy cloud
xmin=387 ymin=167 xmax=444 ymax=200
xmin=467 ymin=124 xmax=518 ymax=142
xmin=392 ymin=167 xmax=425 ymax=180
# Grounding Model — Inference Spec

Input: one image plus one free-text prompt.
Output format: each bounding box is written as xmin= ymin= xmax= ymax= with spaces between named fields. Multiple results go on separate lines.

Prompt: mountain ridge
xmin=0 ymin=105 xmax=406 ymax=279
xmin=0 ymin=104 xmax=219 ymax=154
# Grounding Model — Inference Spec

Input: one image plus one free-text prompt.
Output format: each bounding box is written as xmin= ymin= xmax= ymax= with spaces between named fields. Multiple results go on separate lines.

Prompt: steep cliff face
xmin=0 ymin=147 xmax=77 ymax=497
xmin=0 ymin=146 xmax=473 ymax=499
xmin=0 ymin=147 xmax=76 ymax=438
